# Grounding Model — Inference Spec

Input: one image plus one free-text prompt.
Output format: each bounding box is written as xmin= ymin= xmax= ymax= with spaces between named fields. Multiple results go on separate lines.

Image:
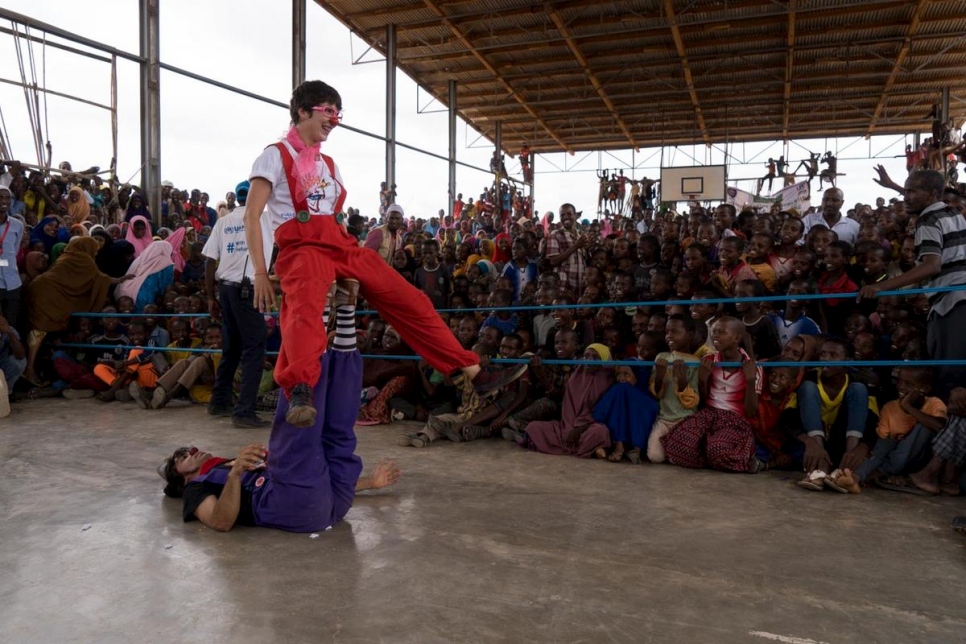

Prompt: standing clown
xmin=244 ymin=80 xmax=522 ymax=427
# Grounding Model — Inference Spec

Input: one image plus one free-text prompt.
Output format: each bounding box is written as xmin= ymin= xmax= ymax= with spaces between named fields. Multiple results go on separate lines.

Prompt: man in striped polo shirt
xmin=859 ymin=170 xmax=966 ymax=401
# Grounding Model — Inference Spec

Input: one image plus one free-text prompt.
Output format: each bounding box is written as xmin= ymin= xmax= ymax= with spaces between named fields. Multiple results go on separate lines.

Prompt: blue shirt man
xmin=0 ymin=186 xmax=25 ymax=323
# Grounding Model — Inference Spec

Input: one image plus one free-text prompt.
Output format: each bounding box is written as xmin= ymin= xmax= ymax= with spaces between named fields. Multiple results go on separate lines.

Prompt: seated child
xmin=594 ymin=330 xmax=664 ymax=464
xmin=791 ymin=337 xmax=880 ymax=492
xmin=165 ymin=319 xmax=202 ymax=364
xmin=501 ymin=329 xmax=580 ymax=441
xmin=93 ymin=322 xmax=158 ymax=403
xmin=751 ymin=366 xmax=803 ymax=470
xmin=520 ymin=344 xmax=615 ymax=458
xmin=136 ymin=325 xmax=223 ymax=409
xmin=397 ymin=343 xmax=526 ymax=448
xmin=661 ymin=317 xmax=762 ymax=473
xmin=831 ymin=367 xmax=947 ymax=493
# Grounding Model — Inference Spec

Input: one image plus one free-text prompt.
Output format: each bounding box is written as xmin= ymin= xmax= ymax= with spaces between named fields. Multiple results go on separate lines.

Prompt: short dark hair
xmin=162 ymin=449 xmax=188 ymax=498
xmin=909 ymin=170 xmax=944 ymax=199
xmin=666 ymin=313 xmax=696 ymax=334
xmin=290 ymin=81 xmax=342 ymax=124
xmin=828 ymin=240 xmax=853 ymax=258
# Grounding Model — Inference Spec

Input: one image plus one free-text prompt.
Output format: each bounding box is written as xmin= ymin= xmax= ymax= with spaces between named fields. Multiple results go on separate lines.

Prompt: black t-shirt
xmin=182 ymin=465 xmax=257 ymax=527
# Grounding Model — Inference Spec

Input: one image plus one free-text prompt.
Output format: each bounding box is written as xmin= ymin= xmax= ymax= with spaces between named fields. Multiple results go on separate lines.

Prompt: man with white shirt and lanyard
xmin=801 ymin=187 xmax=860 ymax=246
xmin=0 ymin=186 xmax=25 ymax=325
xmin=203 ymin=180 xmax=272 ymax=428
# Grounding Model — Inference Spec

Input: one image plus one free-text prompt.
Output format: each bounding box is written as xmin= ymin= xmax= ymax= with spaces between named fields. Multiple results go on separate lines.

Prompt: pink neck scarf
xmin=285 ymin=126 xmax=321 ymax=201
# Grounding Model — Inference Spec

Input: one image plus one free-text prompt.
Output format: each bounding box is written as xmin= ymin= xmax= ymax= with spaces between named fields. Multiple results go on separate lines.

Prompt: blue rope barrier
xmin=67 ymin=283 xmax=963 ymax=319
xmin=54 ymin=343 xmax=966 ymax=369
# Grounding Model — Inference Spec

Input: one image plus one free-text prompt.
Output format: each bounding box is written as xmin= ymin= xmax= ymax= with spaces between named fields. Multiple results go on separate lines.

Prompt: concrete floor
xmin=0 ymin=399 xmax=964 ymax=644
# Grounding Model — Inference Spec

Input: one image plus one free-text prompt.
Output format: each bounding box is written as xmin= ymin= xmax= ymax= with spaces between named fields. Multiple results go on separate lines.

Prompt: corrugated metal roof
xmin=319 ymin=0 xmax=966 ymax=152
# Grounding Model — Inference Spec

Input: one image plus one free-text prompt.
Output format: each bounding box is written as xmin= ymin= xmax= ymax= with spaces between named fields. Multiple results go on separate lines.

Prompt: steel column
xmin=448 ymin=79 xmax=457 ymax=219
xmin=139 ymin=0 xmax=161 ymax=226
xmin=493 ymin=120 xmax=502 ymax=196
xmin=292 ymin=0 xmax=306 ymax=88
xmin=385 ymin=23 xmax=397 ymax=196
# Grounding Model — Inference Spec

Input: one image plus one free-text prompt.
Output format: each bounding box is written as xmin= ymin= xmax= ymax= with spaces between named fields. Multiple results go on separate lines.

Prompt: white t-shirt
xmin=249 ymin=140 xmax=344 ymax=232
xmin=801 ymin=212 xmax=860 ymax=246
xmin=202 ymin=206 xmax=273 ymax=282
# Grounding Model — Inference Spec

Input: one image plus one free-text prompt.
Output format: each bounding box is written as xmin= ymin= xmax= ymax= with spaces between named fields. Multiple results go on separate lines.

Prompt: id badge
xmin=0 ymin=259 xmax=9 ymax=268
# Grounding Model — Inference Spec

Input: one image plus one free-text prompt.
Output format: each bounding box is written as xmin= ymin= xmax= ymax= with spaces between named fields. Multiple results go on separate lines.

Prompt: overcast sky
xmin=0 ymin=1 xmax=915 ymax=219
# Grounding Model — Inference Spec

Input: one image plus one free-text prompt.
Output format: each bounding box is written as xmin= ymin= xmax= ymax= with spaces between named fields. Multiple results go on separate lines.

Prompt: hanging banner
xmin=726 ymin=181 xmax=811 ymax=213
xmin=774 ymin=181 xmax=811 ymax=214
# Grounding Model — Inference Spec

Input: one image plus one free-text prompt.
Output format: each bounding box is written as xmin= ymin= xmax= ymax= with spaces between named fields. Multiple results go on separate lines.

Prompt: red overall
xmin=272 ymin=143 xmax=478 ymax=395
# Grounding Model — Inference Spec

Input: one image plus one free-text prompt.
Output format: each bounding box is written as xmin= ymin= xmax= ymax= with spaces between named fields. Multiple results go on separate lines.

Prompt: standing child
xmin=772 ymin=217 xmax=805 ymax=288
xmin=744 ymin=233 xmax=778 ymax=293
xmin=714 ymin=237 xmax=757 ymax=296
xmin=734 ymin=279 xmax=781 ymax=359
xmin=647 ymin=317 xmax=701 ymax=463
xmin=412 ymin=239 xmax=451 ymax=310
xmin=769 ymin=280 xmax=820 ymax=346
xmin=817 ymin=240 xmax=858 ymax=336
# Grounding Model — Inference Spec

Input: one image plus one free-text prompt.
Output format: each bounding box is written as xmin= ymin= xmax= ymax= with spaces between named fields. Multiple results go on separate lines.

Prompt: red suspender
xmin=320 ymin=154 xmax=347 ymax=214
xmin=274 ymin=142 xmax=347 ymax=215
xmin=274 ymin=142 xmax=308 ymax=214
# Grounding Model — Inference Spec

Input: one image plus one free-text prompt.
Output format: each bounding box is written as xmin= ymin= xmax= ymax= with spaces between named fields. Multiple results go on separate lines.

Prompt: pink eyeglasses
xmin=312 ymin=105 xmax=343 ymax=123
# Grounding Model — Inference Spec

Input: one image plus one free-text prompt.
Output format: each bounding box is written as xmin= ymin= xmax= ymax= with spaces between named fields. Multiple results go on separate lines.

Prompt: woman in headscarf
xmin=479 ymin=238 xmax=495 ymax=262
xmin=391 ymin=248 xmax=416 ymax=283
xmin=114 ymin=239 xmax=176 ymax=312
xmin=29 ymin=216 xmax=70 ymax=256
xmin=125 ymin=215 xmax=153 ymax=258
xmin=69 ymin=224 xmax=89 ymax=239
xmin=106 ymin=223 xmax=122 ymax=240
xmin=165 ymin=226 xmax=187 ymax=273
xmin=66 ymin=186 xmax=91 ymax=224
xmin=492 ymin=232 xmax=512 ymax=265
xmin=521 ymin=344 xmax=615 ymax=458
xmin=124 ymin=192 xmax=151 ymax=222
xmin=24 ymin=237 xmax=127 ymax=385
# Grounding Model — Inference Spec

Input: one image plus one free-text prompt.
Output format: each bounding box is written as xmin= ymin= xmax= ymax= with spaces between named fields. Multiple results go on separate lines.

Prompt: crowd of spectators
xmin=0 ymin=155 xmax=965 ymax=523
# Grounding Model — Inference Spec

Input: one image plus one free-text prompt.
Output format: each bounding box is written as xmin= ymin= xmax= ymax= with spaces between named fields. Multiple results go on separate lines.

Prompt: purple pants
xmin=250 ymin=348 xmax=364 ymax=533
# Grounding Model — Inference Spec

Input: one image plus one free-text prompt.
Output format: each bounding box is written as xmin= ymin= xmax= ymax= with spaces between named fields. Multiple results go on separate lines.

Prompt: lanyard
xmin=0 ymin=220 xmax=9 ymax=256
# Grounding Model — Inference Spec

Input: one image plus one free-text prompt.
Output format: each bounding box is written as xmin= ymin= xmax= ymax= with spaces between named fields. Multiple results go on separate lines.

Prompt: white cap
xmin=387 ymin=203 xmax=405 ymax=217
xmin=161 ymin=180 xmax=174 ymax=188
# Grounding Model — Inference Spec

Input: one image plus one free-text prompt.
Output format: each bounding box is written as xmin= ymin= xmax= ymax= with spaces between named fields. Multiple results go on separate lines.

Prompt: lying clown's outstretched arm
xmin=355 ymin=459 xmax=402 ymax=492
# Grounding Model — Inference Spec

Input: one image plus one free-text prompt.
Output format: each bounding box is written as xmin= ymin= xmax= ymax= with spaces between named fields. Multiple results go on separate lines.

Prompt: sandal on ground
xmin=607 ymin=443 xmax=625 ymax=462
xmin=824 ymin=468 xmax=860 ymax=494
xmin=594 ymin=447 xmax=608 ymax=460
xmin=626 ymin=448 xmax=642 ymax=465
xmin=396 ymin=433 xmax=419 ymax=447
xmin=952 ymin=516 xmax=966 ymax=535
xmin=873 ymin=475 xmax=937 ymax=496
xmin=410 ymin=433 xmax=432 ymax=448
xmin=796 ymin=469 xmax=828 ymax=491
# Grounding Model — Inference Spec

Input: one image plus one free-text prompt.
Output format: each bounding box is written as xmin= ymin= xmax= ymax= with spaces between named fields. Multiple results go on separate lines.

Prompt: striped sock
xmin=332 ymin=305 xmax=357 ymax=350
